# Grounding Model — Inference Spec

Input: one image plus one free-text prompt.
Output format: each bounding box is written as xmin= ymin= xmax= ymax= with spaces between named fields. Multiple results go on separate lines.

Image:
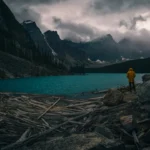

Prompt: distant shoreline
xmin=0 ymin=72 xmax=145 ymax=80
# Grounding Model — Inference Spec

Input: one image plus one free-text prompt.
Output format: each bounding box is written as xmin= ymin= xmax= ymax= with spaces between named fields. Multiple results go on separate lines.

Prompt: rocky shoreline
xmin=0 ymin=75 xmax=150 ymax=150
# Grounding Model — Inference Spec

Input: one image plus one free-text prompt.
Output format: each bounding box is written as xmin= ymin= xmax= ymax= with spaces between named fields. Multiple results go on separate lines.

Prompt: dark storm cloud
xmin=53 ymin=17 xmax=99 ymax=37
xmin=3 ymin=0 xmax=150 ymax=42
xmin=4 ymin=0 xmax=67 ymax=5
xmin=130 ymin=15 xmax=147 ymax=30
xmin=90 ymin=0 xmax=150 ymax=14
xmin=4 ymin=0 xmax=67 ymax=31
xmin=119 ymin=15 xmax=147 ymax=30
xmin=61 ymin=30 xmax=84 ymax=42
xmin=119 ymin=20 xmax=128 ymax=28
xmin=12 ymin=7 xmax=47 ymax=30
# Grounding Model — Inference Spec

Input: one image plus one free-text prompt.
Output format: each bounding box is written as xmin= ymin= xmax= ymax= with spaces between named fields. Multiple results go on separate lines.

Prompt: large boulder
xmin=103 ymin=89 xmax=124 ymax=106
xmin=138 ymin=80 xmax=150 ymax=101
xmin=142 ymin=74 xmax=150 ymax=82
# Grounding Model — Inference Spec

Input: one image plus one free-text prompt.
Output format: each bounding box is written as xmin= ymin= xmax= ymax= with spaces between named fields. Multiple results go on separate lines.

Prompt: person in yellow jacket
xmin=127 ymin=68 xmax=136 ymax=92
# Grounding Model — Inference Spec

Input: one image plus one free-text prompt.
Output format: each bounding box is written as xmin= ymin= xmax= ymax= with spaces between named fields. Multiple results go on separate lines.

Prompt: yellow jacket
xmin=127 ymin=68 xmax=136 ymax=82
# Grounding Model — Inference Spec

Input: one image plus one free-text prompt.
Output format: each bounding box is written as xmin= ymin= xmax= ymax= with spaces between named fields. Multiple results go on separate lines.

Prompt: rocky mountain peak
xmin=44 ymin=30 xmax=61 ymax=42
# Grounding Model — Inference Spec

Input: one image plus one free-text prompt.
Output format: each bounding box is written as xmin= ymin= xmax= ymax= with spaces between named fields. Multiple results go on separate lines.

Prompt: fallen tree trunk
xmin=38 ymin=98 xmax=61 ymax=119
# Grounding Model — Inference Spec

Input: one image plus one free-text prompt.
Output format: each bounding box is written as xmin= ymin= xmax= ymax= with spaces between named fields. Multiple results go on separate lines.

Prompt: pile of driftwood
xmin=0 ymin=85 xmax=150 ymax=150
xmin=0 ymin=93 xmax=105 ymax=150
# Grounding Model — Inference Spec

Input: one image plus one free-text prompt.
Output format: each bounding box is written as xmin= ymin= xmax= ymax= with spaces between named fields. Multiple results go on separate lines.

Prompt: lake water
xmin=0 ymin=74 xmax=143 ymax=96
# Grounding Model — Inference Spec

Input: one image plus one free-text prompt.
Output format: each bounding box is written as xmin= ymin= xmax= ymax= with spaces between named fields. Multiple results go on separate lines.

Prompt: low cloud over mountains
xmin=4 ymin=0 xmax=150 ymax=42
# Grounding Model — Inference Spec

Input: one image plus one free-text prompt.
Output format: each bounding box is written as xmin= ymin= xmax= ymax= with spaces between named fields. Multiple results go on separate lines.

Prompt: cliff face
xmin=82 ymin=34 xmax=120 ymax=61
xmin=44 ymin=30 xmax=88 ymax=65
xmin=0 ymin=0 xmax=35 ymax=51
xmin=0 ymin=0 xmax=40 ymax=62
xmin=0 ymin=0 xmax=67 ymax=78
xmin=22 ymin=20 xmax=53 ymax=55
xmin=45 ymin=31 xmax=121 ymax=63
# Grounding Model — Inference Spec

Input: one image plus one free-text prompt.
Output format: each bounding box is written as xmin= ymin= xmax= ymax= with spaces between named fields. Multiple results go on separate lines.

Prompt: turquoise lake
xmin=0 ymin=74 xmax=144 ymax=96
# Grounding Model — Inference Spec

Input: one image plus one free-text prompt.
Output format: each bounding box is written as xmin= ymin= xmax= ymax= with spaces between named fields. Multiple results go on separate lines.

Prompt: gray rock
xmin=103 ymin=89 xmax=124 ymax=106
xmin=142 ymin=74 xmax=150 ymax=82
xmin=138 ymin=80 xmax=150 ymax=101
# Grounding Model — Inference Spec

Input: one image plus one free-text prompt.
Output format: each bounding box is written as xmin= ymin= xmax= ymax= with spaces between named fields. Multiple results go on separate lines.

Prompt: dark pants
xmin=129 ymin=82 xmax=136 ymax=92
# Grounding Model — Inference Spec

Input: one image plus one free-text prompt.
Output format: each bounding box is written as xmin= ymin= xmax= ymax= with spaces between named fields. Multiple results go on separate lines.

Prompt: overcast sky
xmin=4 ymin=0 xmax=150 ymax=42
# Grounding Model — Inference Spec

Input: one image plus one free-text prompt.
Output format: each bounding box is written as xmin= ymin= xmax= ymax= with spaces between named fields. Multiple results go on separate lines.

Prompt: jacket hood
xmin=129 ymin=68 xmax=133 ymax=71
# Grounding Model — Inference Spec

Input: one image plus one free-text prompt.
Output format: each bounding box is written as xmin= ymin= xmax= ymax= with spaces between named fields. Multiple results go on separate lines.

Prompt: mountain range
xmin=44 ymin=30 xmax=150 ymax=62
xmin=0 ymin=0 xmax=66 ymax=78
xmin=85 ymin=57 xmax=150 ymax=73
xmin=44 ymin=30 xmax=88 ymax=65
xmin=1 ymin=0 xmax=150 ymax=78
xmin=118 ymin=38 xmax=150 ymax=60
